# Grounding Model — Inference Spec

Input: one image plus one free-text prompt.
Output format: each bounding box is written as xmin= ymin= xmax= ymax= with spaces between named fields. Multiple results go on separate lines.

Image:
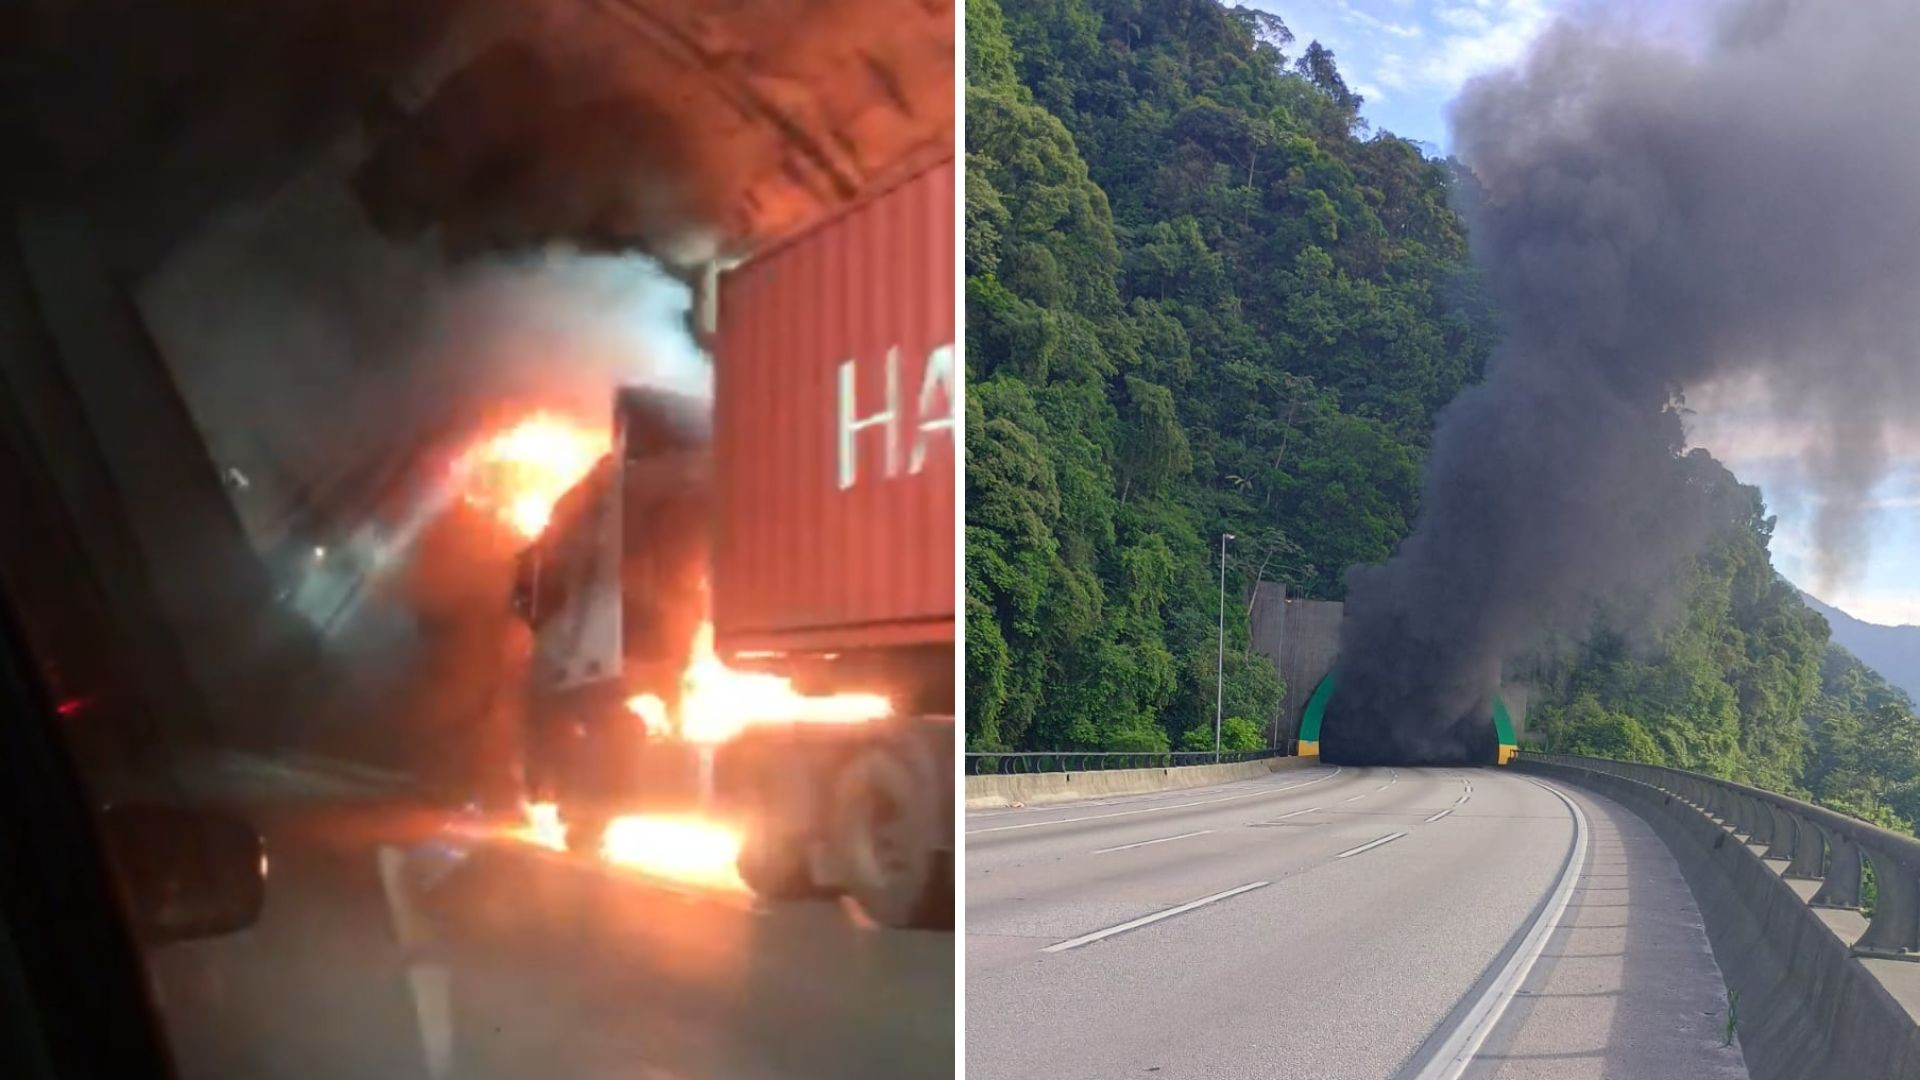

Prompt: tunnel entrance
xmin=1298 ymin=673 xmax=1518 ymax=766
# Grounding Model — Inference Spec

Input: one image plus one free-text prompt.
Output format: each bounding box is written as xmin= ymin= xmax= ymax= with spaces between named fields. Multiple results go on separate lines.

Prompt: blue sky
xmin=1243 ymin=0 xmax=1919 ymax=627
xmin=1245 ymin=0 xmax=1563 ymax=150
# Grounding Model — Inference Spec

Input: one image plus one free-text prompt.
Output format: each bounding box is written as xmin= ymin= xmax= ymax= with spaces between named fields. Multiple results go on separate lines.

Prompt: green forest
xmin=963 ymin=0 xmax=1920 ymax=829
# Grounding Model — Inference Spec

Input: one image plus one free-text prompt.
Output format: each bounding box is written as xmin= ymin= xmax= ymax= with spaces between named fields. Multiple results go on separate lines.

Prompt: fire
xmin=627 ymin=620 xmax=891 ymax=745
xmin=509 ymin=624 xmax=883 ymax=889
xmin=514 ymin=800 xmax=569 ymax=851
xmin=456 ymin=413 xmax=606 ymax=538
xmin=600 ymin=815 xmax=745 ymax=892
xmin=510 ymin=801 xmax=745 ymax=892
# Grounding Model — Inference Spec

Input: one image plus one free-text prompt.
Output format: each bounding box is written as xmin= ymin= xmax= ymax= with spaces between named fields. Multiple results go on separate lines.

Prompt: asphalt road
xmin=965 ymin=764 xmax=1749 ymax=1080
xmin=143 ymin=754 xmax=953 ymax=1080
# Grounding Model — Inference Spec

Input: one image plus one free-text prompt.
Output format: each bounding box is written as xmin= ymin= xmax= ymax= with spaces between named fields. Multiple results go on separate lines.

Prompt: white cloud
xmin=1820 ymin=590 xmax=1920 ymax=628
xmin=1347 ymin=9 xmax=1424 ymax=39
xmin=1376 ymin=53 xmax=1413 ymax=90
xmin=1436 ymin=5 xmax=1494 ymax=32
xmin=1418 ymin=0 xmax=1555 ymax=92
xmin=1247 ymin=0 xmax=1567 ymax=145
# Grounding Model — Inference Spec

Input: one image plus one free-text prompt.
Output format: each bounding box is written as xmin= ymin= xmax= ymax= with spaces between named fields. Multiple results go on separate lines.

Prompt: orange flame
xmin=511 ymin=800 xmax=745 ymax=892
xmin=599 ymin=815 xmax=745 ymax=891
xmin=627 ymin=620 xmax=891 ymax=745
xmin=514 ymin=800 xmax=569 ymax=851
xmin=457 ymin=413 xmax=607 ymax=538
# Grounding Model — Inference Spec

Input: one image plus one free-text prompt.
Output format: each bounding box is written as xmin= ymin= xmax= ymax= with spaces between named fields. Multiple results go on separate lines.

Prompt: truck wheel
xmin=737 ymin=829 xmax=831 ymax=900
xmin=563 ymin=810 xmax=607 ymax=856
xmin=831 ymin=744 xmax=950 ymax=930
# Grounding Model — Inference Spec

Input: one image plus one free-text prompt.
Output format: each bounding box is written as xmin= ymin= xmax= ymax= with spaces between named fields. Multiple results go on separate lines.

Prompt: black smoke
xmin=1324 ymin=0 xmax=1920 ymax=764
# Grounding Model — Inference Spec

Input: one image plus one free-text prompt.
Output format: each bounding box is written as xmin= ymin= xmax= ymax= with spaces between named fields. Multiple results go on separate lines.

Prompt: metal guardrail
xmin=1526 ymin=751 xmax=1920 ymax=961
xmin=963 ymin=746 xmax=1292 ymax=776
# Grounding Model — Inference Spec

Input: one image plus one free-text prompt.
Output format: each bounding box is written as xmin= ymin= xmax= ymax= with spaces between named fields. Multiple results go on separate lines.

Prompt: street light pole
xmin=1216 ymin=531 xmax=1234 ymax=763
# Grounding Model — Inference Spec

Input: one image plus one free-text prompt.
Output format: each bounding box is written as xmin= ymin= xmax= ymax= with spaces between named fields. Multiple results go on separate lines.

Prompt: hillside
xmin=965 ymin=0 xmax=1496 ymax=753
xmin=1801 ymin=592 xmax=1920 ymax=703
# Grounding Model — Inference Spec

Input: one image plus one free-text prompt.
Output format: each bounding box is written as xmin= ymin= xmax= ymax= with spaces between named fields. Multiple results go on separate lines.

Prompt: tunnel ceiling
xmin=355 ymin=0 xmax=956 ymax=267
xmin=12 ymin=0 xmax=954 ymax=274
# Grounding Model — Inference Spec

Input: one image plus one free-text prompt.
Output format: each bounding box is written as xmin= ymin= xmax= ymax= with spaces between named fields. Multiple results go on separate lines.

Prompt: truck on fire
xmin=509 ymin=158 xmax=955 ymax=929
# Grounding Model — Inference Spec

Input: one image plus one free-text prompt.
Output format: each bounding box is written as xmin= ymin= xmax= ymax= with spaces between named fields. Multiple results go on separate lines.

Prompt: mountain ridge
xmin=1800 ymin=590 xmax=1920 ymax=703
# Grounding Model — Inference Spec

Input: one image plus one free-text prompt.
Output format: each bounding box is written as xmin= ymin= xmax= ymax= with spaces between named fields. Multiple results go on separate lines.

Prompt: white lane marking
xmin=1091 ymin=829 xmax=1214 ymax=855
xmin=377 ymin=846 xmax=455 ymax=1079
xmin=1269 ymin=806 xmax=1322 ymax=821
xmin=1411 ymin=779 xmax=1589 ymax=1080
xmin=965 ymin=768 xmax=1343 ymax=834
xmin=1041 ymin=881 xmax=1270 ymax=953
xmin=1334 ymin=831 xmax=1408 ymax=859
xmin=1344 ymin=792 xmax=1369 ymax=802
xmin=407 ymin=965 xmax=455 ymax=1079
xmin=1426 ymin=809 xmax=1453 ymax=823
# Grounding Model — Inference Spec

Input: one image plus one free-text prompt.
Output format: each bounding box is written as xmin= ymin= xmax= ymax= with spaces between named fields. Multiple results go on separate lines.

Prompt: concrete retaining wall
xmin=1519 ymin=759 xmax=1920 ymax=1080
xmin=1248 ymin=584 xmax=1344 ymax=748
xmin=965 ymin=756 xmax=1313 ymax=810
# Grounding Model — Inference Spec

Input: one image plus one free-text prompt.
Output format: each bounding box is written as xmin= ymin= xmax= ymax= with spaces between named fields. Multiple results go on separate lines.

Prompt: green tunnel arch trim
xmin=1296 ymin=673 xmax=1519 ymax=764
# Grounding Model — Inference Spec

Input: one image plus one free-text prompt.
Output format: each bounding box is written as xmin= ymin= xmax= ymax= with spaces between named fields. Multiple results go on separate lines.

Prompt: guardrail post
xmin=1851 ymin=850 xmax=1920 ymax=960
xmin=1719 ymin=789 xmax=1744 ymax=830
xmin=1761 ymin=803 xmax=1798 ymax=861
xmin=1737 ymin=794 xmax=1772 ymax=845
xmin=1783 ymin=816 xmax=1828 ymax=880
xmin=1810 ymin=833 xmax=1864 ymax=909
xmin=1699 ymin=781 xmax=1723 ymax=819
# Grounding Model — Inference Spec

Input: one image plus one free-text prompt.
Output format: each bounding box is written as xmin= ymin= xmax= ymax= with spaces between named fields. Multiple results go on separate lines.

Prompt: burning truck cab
xmin=506 ymin=159 xmax=955 ymax=930
xmin=510 ymin=389 xmax=712 ymax=832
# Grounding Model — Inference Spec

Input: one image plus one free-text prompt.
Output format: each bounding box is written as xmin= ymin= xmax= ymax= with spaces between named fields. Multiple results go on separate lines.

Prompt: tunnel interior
xmin=5 ymin=0 xmax=952 ymax=778
xmin=1300 ymin=673 xmax=1519 ymax=767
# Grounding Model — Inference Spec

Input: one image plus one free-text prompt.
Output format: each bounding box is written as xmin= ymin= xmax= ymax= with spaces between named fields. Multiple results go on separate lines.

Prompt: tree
xmin=1117 ymin=375 xmax=1192 ymax=500
xmin=1295 ymin=42 xmax=1361 ymax=116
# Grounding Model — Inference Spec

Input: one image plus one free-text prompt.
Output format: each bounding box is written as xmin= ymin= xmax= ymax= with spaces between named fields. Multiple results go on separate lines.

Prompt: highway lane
xmin=966 ymin=765 xmax=1745 ymax=1080
xmin=143 ymin=755 xmax=953 ymax=1080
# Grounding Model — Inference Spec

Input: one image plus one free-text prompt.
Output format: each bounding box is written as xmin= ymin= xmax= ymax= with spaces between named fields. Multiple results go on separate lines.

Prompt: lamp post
xmin=1216 ymin=532 xmax=1235 ymax=763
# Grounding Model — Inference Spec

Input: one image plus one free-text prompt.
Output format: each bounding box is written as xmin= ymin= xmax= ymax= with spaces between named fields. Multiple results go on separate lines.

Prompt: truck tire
xmin=563 ymin=809 xmax=607 ymax=856
xmin=737 ymin=828 xmax=831 ymax=900
xmin=831 ymin=742 xmax=951 ymax=930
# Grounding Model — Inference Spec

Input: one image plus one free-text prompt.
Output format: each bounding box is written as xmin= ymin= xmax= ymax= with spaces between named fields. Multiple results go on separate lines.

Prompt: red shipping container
xmin=711 ymin=158 xmax=955 ymax=657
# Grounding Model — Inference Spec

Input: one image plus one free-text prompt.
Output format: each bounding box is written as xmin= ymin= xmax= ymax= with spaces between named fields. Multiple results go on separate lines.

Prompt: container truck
xmin=510 ymin=157 xmax=955 ymax=929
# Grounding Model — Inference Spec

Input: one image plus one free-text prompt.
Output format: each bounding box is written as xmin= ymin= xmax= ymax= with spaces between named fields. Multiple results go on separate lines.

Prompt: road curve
xmin=965 ymin=764 xmax=1747 ymax=1080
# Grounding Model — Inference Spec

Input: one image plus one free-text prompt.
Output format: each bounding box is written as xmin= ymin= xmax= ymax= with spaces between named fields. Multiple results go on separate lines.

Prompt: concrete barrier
xmin=1519 ymin=757 xmax=1920 ymax=1080
xmin=964 ymin=756 xmax=1313 ymax=810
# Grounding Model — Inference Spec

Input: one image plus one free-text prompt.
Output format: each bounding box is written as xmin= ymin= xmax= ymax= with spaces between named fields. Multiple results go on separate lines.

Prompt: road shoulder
xmin=1463 ymin=785 xmax=1750 ymax=1080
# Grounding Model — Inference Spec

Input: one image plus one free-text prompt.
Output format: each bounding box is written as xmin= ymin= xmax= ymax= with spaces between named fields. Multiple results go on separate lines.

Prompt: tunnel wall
xmin=1501 ymin=682 xmax=1531 ymax=738
xmin=7 ymin=208 xmax=314 ymax=750
xmin=1247 ymin=584 xmax=1342 ymax=748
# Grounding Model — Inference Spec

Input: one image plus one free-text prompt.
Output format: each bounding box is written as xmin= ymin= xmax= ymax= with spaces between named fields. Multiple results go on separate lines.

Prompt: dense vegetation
xmin=1520 ymin=451 xmax=1920 ymax=829
xmin=963 ymin=0 xmax=1920 ymax=829
xmin=966 ymin=0 xmax=1495 ymax=753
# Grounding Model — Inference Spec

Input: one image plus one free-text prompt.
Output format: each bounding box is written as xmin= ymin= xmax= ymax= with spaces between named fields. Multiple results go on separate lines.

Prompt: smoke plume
xmin=1325 ymin=0 xmax=1920 ymax=764
xmin=138 ymin=157 xmax=709 ymax=557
